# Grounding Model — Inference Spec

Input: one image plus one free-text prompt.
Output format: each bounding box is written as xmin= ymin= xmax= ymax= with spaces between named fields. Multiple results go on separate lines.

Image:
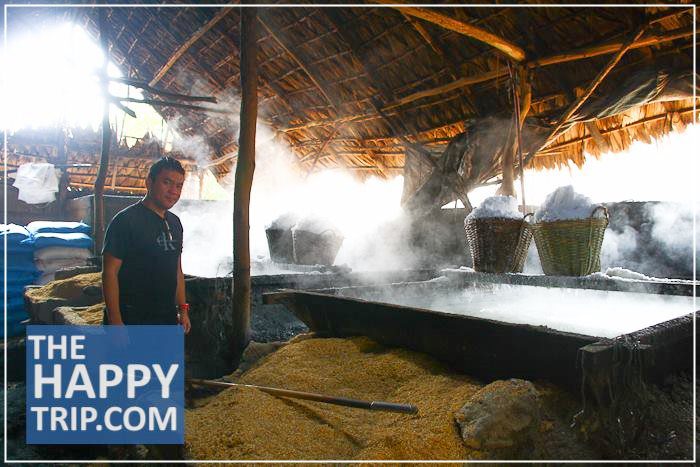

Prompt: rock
xmin=228 ymin=341 xmax=286 ymax=379
xmin=454 ymin=378 xmax=541 ymax=456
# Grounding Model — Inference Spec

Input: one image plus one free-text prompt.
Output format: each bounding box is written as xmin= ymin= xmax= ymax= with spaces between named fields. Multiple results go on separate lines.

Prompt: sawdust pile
xmin=25 ymin=272 xmax=101 ymax=302
xmin=186 ymin=336 xmax=485 ymax=460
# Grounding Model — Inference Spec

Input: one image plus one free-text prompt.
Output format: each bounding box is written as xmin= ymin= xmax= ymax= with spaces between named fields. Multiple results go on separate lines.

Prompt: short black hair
xmin=148 ymin=157 xmax=185 ymax=182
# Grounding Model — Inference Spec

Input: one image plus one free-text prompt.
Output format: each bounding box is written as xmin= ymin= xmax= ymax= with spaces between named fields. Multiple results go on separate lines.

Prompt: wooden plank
xmin=374 ymin=2 xmax=526 ymax=62
xmin=149 ymin=6 xmax=233 ymax=87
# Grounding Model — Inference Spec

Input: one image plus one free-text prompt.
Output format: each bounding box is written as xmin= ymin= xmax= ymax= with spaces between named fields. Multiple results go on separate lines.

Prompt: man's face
xmin=146 ymin=168 xmax=185 ymax=210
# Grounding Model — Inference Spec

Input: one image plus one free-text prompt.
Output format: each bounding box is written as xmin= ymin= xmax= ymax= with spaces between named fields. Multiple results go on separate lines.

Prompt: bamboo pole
xmin=94 ymin=9 xmax=111 ymax=255
xmin=382 ymin=25 xmax=692 ymax=111
xmin=525 ymin=24 xmax=649 ymax=165
xmin=373 ymin=2 xmax=526 ymax=62
xmin=150 ymin=6 xmax=233 ymax=87
xmin=511 ymin=64 xmax=530 ymax=210
xmin=232 ymin=4 xmax=258 ymax=363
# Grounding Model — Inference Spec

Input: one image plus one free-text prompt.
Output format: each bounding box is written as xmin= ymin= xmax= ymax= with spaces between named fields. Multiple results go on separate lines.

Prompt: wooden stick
xmin=232 ymin=4 xmax=257 ymax=364
xmin=188 ymin=378 xmax=418 ymax=414
xmin=383 ymin=25 xmax=692 ymax=111
xmin=115 ymin=96 xmax=231 ymax=114
xmin=374 ymin=2 xmax=526 ymax=62
xmin=525 ymin=24 xmax=649 ymax=164
xmin=150 ymin=6 xmax=233 ymax=87
xmin=110 ymin=77 xmax=217 ymax=103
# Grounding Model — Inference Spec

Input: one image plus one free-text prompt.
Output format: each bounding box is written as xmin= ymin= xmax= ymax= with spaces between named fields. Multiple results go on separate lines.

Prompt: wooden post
xmin=511 ymin=65 xmax=530 ymax=211
xmin=93 ymin=9 xmax=111 ymax=254
xmin=232 ymin=4 xmax=258 ymax=363
xmin=54 ymin=127 xmax=69 ymax=219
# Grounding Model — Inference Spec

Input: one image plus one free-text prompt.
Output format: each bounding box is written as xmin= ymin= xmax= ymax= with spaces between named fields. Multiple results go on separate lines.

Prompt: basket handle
xmin=523 ymin=212 xmax=534 ymax=223
xmin=590 ymin=205 xmax=609 ymax=220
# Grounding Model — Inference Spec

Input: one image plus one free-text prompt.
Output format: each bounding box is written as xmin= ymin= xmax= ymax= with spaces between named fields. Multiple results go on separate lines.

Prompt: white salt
xmin=588 ymin=267 xmax=686 ymax=283
xmin=534 ymin=185 xmax=605 ymax=222
xmin=388 ymin=284 xmax=693 ymax=338
xmin=267 ymin=213 xmax=299 ymax=230
xmin=466 ymin=195 xmax=522 ymax=221
xmin=292 ymin=216 xmax=340 ymax=236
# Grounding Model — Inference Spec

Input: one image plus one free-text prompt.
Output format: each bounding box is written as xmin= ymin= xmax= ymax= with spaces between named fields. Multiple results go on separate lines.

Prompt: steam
xmin=171 ymin=121 xmax=409 ymax=276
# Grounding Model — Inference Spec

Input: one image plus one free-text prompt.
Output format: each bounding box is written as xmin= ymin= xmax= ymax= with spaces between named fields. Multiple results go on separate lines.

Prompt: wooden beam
xmin=383 ymin=25 xmax=693 ymax=111
xmin=70 ymin=182 xmax=147 ymax=192
xmin=374 ymin=2 xmax=526 ymax=62
xmin=150 ymin=6 xmax=234 ymax=87
xmin=526 ymin=24 xmax=649 ymax=163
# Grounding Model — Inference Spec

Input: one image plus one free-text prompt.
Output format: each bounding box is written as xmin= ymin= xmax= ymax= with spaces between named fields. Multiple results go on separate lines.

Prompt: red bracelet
xmin=178 ymin=303 xmax=190 ymax=314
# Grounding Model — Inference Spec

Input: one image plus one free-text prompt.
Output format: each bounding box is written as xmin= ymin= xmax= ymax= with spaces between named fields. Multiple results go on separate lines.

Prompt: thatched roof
xmin=5 ymin=2 xmax=697 ymax=195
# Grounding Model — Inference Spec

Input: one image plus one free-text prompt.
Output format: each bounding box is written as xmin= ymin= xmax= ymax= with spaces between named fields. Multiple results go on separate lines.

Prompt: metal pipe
xmin=188 ymin=378 xmax=419 ymax=415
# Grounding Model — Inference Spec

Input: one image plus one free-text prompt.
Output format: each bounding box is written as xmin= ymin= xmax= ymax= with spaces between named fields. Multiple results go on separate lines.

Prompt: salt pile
xmin=292 ymin=216 xmax=341 ymax=236
xmin=266 ymin=213 xmax=299 ymax=231
xmin=588 ymin=267 xmax=686 ymax=283
xmin=534 ymin=186 xmax=604 ymax=222
xmin=466 ymin=196 xmax=522 ymax=221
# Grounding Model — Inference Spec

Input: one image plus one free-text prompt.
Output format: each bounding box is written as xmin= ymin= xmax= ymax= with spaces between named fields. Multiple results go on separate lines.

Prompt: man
xmin=102 ymin=156 xmax=191 ymax=333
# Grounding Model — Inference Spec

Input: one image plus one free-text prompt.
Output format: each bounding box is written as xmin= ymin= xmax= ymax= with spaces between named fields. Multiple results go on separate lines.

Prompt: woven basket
xmin=464 ymin=215 xmax=533 ymax=273
xmin=530 ymin=206 xmax=609 ymax=276
xmin=292 ymin=229 xmax=344 ymax=265
xmin=265 ymin=228 xmax=295 ymax=264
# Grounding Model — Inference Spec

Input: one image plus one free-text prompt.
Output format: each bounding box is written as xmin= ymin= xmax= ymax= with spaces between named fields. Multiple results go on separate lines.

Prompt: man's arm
xmin=102 ymin=253 xmax=124 ymax=325
xmin=176 ymin=256 xmax=191 ymax=333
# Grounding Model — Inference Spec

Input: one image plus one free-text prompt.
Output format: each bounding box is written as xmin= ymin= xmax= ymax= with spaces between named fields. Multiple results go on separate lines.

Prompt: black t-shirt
xmin=102 ymin=202 xmax=183 ymax=324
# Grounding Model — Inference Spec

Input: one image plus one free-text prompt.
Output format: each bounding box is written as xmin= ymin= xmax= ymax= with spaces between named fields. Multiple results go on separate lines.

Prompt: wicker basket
xmin=265 ymin=228 xmax=295 ymax=264
xmin=530 ymin=206 xmax=609 ymax=276
xmin=464 ymin=215 xmax=533 ymax=273
xmin=292 ymin=229 xmax=344 ymax=265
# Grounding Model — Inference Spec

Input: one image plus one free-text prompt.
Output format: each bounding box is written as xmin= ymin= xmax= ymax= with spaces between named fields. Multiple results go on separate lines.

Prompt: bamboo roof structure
xmin=5 ymin=2 xmax=697 ymax=196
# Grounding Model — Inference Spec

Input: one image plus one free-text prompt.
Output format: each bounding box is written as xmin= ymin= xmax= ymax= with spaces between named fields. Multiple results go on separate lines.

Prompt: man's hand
xmin=179 ymin=312 xmax=191 ymax=334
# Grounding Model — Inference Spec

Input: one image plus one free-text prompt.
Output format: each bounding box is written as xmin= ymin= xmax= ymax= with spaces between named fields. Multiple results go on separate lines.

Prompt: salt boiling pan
xmin=466 ymin=195 xmax=522 ymax=220
xmin=534 ymin=185 xmax=605 ymax=222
